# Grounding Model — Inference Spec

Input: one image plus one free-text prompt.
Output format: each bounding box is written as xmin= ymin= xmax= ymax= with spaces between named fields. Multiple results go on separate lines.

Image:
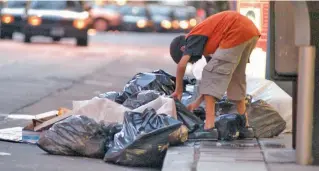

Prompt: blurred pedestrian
xmin=169 ymin=11 xmax=260 ymax=135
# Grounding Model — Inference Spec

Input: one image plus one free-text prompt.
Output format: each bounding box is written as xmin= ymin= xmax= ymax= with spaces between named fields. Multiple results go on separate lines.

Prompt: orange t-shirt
xmin=183 ymin=11 xmax=261 ymax=60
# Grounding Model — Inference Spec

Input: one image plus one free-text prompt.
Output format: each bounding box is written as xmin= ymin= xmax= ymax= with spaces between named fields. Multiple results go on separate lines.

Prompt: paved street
xmin=0 ymin=32 xmax=178 ymax=114
xmin=0 ymin=31 xmax=179 ymax=171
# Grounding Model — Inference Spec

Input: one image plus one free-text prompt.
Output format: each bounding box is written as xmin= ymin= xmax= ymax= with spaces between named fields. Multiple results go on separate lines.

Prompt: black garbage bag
xmin=104 ymin=108 xmax=182 ymax=168
xmin=117 ymin=71 xmax=176 ymax=102
xmin=247 ymin=100 xmax=286 ymax=138
xmin=151 ymin=69 xmax=196 ymax=86
xmin=98 ymin=91 xmax=126 ymax=104
xmin=215 ymin=114 xmax=244 ymax=141
xmin=37 ymin=115 xmax=117 ymax=159
xmin=103 ymin=123 xmax=123 ymax=151
xmin=193 ymin=106 xmax=206 ymax=121
xmin=216 ymin=95 xmax=253 ymax=115
xmin=175 ymin=99 xmax=204 ymax=133
xmin=122 ymin=90 xmax=162 ymax=109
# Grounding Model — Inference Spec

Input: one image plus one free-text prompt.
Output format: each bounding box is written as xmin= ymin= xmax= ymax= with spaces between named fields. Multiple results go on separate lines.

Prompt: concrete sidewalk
xmin=162 ymin=134 xmax=319 ymax=171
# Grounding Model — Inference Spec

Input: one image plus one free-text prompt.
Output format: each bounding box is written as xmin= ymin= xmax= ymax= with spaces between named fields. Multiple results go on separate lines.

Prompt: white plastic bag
xmin=133 ymin=96 xmax=177 ymax=119
xmin=71 ymin=98 xmax=129 ymax=123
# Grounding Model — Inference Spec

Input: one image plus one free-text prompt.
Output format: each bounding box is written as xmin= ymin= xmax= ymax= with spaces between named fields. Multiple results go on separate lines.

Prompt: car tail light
xmin=73 ymin=19 xmax=87 ymax=30
xmin=172 ymin=20 xmax=179 ymax=29
xmin=1 ymin=15 xmax=14 ymax=24
xmin=136 ymin=19 xmax=147 ymax=28
xmin=189 ymin=18 xmax=197 ymax=27
xmin=179 ymin=20 xmax=189 ymax=30
xmin=161 ymin=20 xmax=172 ymax=29
xmin=28 ymin=16 xmax=41 ymax=26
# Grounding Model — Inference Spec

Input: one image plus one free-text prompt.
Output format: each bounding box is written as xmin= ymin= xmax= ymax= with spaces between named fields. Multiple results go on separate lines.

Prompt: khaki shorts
xmin=199 ymin=36 xmax=259 ymax=101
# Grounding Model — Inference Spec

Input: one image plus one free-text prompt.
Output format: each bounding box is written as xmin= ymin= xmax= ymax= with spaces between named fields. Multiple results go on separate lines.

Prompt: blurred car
xmin=89 ymin=4 xmax=122 ymax=31
xmin=172 ymin=6 xmax=198 ymax=32
xmin=0 ymin=0 xmax=28 ymax=39
xmin=147 ymin=4 xmax=173 ymax=32
xmin=119 ymin=5 xmax=153 ymax=32
xmin=23 ymin=0 xmax=90 ymax=46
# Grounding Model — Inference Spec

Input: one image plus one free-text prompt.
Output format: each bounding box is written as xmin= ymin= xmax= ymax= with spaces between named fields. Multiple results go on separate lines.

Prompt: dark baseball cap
xmin=170 ymin=35 xmax=186 ymax=64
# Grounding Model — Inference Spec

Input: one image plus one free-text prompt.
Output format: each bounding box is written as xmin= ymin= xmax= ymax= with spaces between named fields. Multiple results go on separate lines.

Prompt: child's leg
xmin=235 ymin=99 xmax=249 ymax=127
xmin=187 ymin=94 xmax=204 ymax=111
xmin=227 ymin=36 xmax=259 ymax=127
xmin=204 ymin=95 xmax=216 ymax=130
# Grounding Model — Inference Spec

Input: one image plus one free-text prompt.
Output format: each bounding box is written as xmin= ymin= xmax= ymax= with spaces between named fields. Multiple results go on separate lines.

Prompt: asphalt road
xmin=0 ymin=32 xmax=179 ymax=114
xmin=0 ymin=31 xmax=180 ymax=171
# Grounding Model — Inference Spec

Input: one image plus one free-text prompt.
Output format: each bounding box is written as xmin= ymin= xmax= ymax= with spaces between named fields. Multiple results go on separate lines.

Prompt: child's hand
xmin=171 ymin=91 xmax=182 ymax=100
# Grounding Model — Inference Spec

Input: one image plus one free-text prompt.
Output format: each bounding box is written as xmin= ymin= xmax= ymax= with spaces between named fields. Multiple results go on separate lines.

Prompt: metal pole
xmin=296 ymin=46 xmax=316 ymax=165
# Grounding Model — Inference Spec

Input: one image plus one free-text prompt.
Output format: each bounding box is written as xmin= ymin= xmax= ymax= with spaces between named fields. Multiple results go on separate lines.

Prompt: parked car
xmin=147 ymin=4 xmax=173 ymax=32
xmin=172 ymin=6 xmax=197 ymax=32
xmin=89 ymin=4 xmax=122 ymax=31
xmin=23 ymin=0 xmax=90 ymax=46
xmin=119 ymin=5 xmax=153 ymax=32
xmin=0 ymin=0 xmax=28 ymax=39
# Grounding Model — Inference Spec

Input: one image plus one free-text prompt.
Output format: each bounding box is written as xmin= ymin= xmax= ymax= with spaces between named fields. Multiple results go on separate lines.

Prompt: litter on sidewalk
xmin=0 ymin=69 xmax=290 ymax=168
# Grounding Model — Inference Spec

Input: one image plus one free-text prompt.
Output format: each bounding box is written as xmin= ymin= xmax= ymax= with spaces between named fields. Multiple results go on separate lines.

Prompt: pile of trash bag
xmin=104 ymin=108 xmax=182 ymax=167
xmin=34 ymin=69 xmax=288 ymax=169
xmin=37 ymin=115 xmax=122 ymax=159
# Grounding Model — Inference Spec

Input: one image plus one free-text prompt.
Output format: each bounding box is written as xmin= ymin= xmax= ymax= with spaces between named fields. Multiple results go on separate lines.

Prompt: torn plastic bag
xmin=123 ymin=90 xmax=162 ymax=109
xmin=175 ymin=99 xmax=204 ymax=133
xmin=247 ymin=100 xmax=286 ymax=138
xmin=215 ymin=114 xmax=244 ymax=141
xmin=37 ymin=115 xmax=115 ymax=158
xmin=104 ymin=108 xmax=182 ymax=167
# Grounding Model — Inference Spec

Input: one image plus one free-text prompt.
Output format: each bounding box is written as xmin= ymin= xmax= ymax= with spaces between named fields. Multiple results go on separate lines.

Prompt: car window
xmin=148 ymin=6 xmax=171 ymax=16
xmin=187 ymin=7 xmax=196 ymax=18
xmin=7 ymin=0 xmax=27 ymax=8
xmin=120 ymin=6 xmax=146 ymax=16
xmin=30 ymin=0 xmax=82 ymax=11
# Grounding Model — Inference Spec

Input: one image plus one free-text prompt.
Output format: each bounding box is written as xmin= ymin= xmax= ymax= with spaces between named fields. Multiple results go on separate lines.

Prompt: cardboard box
xmin=21 ymin=110 xmax=60 ymax=144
